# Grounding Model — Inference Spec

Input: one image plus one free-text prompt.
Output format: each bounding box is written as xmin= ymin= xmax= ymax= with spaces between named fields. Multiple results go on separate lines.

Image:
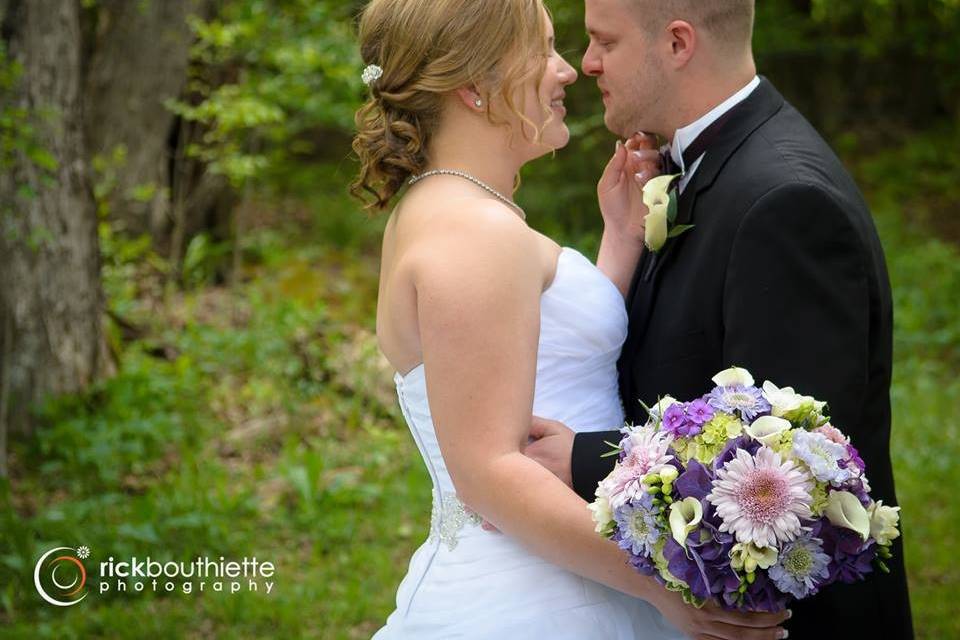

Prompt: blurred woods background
xmin=0 ymin=0 xmax=957 ymax=637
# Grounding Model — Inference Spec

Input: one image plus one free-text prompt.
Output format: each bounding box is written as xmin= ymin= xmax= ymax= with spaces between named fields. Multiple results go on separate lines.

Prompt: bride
xmin=353 ymin=0 xmax=789 ymax=638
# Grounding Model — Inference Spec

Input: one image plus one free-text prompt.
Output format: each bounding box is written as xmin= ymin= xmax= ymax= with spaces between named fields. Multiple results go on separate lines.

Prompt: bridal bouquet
xmin=589 ymin=367 xmax=900 ymax=612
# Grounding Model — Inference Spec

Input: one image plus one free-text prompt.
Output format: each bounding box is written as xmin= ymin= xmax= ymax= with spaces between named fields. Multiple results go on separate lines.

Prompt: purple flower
xmin=833 ymin=477 xmax=871 ymax=506
xmin=662 ymin=404 xmax=687 ymax=433
xmin=768 ymin=534 xmax=831 ymax=599
xmin=737 ymin=571 xmax=791 ymax=612
xmin=714 ymin=435 xmax=761 ymax=472
xmin=815 ymin=518 xmax=877 ymax=584
xmin=688 ymin=399 xmax=715 ymax=425
xmin=845 ymin=443 xmax=866 ymax=472
xmin=664 ymin=536 xmax=715 ymax=601
xmin=675 ymin=459 xmax=713 ymax=501
xmin=626 ymin=549 xmax=657 ymax=575
xmin=662 ymin=403 xmax=702 ymax=437
xmin=664 ymin=511 xmax=745 ymax=604
xmin=613 ymin=500 xmax=661 ymax=557
xmin=707 ymin=384 xmax=771 ymax=422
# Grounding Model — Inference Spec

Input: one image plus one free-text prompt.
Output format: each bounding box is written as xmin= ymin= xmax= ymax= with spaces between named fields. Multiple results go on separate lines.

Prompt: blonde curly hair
xmin=350 ymin=0 xmax=552 ymax=211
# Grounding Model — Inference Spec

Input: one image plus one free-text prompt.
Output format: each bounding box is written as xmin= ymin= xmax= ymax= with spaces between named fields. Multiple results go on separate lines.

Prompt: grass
xmin=1 ymin=135 xmax=958 ymax=638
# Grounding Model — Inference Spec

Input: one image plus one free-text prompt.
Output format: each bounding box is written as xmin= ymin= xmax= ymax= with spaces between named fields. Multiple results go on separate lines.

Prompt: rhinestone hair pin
xmin=362 ymin=64 xmax=383 ymax=87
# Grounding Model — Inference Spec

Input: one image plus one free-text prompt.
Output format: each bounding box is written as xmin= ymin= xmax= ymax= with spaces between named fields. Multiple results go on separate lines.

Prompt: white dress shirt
xmin=671 ymin=75 xmax=761 ymax=193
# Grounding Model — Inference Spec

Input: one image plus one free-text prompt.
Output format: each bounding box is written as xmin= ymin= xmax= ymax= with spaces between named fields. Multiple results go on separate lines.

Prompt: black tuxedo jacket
xmin=571 ymin=79 xmax=913 ymax=637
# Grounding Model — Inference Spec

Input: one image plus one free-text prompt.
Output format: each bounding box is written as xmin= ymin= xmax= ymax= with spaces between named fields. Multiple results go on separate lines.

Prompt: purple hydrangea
xmin=674 ymin=459 xmax=714 ymax=500
xmin=814 ymin=518 xmax=877 ymax=584
xmin=707 ymin=384 xmax=771 ymax=422
xmin=662 ymin=497 xmax=740 ymax=603
xmin=734 ymin=571 xmax=792 ymax=612
xmin=626 ymin=549 xmax=657 ymax=576
xmin=713 ymin=435 xmax=761 ymax=472
xmin=768 ymin=534 xmax=831 ymax=598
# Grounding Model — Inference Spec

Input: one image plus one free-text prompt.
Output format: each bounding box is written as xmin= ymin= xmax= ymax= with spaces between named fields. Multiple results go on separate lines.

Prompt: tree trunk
xmin=0 ymin=0 xmax=109 ymax=442
xmin=83 ymin=0 xmax=197 ymax=243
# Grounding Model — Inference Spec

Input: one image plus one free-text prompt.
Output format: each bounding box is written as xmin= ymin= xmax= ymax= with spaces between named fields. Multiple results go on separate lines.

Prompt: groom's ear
xmin=664 ymin=20 xmax=696 ymax=68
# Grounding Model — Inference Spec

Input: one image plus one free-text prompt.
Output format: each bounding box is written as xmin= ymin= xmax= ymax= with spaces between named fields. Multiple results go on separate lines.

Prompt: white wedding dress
xmin=374 ymin=247 xmax=684 ymax=639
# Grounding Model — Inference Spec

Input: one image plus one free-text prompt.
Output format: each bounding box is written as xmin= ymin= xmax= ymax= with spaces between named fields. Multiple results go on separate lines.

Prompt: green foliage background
xmin=2 ymin=1 xmax=958 ymax=638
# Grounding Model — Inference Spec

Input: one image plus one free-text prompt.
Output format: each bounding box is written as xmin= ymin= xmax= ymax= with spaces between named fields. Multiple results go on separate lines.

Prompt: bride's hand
xmin=649 ymin=588 xmax=790 ymax=640
xmin=598 ymin=132 xmax=661 ymax=247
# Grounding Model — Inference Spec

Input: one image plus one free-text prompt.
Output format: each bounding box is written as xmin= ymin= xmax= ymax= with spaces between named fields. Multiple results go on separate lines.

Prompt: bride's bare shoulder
xmin=394 ymin=195 xmax=544 ymax=286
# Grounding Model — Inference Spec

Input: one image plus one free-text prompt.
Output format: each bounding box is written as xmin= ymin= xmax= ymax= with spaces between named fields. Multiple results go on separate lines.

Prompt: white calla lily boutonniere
xmin=641 ymin=173 xmax=694 ymax=252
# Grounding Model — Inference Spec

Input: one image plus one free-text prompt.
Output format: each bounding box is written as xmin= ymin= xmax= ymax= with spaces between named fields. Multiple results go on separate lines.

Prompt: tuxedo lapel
xmin=620 ymin=79 xmax=786 ymax=385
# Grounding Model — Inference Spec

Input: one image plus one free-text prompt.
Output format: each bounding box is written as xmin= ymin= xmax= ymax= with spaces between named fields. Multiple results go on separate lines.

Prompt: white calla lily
xmin=762 ymin=381 xmax=825 ymax=419
xmin=711 ymin=366 xmax=755 ymax=388
xmin=669 ymin=497 xmax=703 ymax=549
xmin=825 ymin=491 xmax=871 ymax=540
xmin=641 ymin=174 xmax=677 ymax=252
xmin=644 ymin=207 xmax=668 ymax=252
xmin=745 ymin=415 xmax=792 ymax=447
xmin=761 ymin=381 xmax=803 ymax=416
xmin=642 ymin=174 xmax=677 ymax=208
xmin=651 ymin=395 xmax=679 ymax=416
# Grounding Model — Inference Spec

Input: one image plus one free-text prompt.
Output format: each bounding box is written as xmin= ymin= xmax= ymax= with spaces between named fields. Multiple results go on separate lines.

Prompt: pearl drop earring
xmin=474 ymin=98 xmax=483 ymax=108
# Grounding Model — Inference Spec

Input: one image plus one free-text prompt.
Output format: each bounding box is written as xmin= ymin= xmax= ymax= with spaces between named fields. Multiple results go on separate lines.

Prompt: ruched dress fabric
xmin=373 ymin=248 xmax=685 ymax=639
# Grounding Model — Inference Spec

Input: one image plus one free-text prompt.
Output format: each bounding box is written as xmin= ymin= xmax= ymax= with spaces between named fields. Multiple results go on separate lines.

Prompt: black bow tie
xmin=657 ymin=104 xmax=743 ymax=177
xmin=659 ymin=146 xmax=682 ymax=176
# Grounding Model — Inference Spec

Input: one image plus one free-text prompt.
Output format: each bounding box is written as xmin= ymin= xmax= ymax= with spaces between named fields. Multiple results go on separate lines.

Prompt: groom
xmin=526 ymin=0 xmax=914 ymax=637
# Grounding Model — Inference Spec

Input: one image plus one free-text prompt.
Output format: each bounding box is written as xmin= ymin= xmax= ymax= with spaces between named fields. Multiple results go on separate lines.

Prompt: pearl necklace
xmin=408 ymin=169 xmax=526 ymax=220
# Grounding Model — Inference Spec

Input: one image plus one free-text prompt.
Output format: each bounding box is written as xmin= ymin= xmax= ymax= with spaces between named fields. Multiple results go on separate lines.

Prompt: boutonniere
xmin=642 ymin=174 xmax=694 ymax=253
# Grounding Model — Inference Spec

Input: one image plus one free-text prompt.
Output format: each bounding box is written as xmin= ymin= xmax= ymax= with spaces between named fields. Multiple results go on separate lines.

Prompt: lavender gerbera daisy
xmin=768 ymin=534 xmax=831 ymax=598
xmin=708 ymin=384 xmax=771 ymax=422
xmin=708 ymin=447 xmax=814 ymax=548
xmin=614 ymin=499 xmax=661 ymax=557
xmin=791 ymin=430 xmax=853 ymax=485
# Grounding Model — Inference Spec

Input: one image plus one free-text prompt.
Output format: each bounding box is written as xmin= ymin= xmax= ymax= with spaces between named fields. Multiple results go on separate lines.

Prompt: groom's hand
xmin=478 ymin=417 xmax=576 ymax=533
xmin=523 ymin=416 xmax=575 ymax=488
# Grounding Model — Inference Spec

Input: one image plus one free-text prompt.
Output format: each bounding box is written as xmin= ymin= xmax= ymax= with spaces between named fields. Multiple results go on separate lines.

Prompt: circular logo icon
xmin=34 ymin=546 xmax=89 ymax=607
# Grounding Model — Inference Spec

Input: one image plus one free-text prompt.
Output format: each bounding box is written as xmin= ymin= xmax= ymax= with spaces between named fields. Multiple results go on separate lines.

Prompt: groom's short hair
xmin=633 ymin=0 xmax=755 ymax=52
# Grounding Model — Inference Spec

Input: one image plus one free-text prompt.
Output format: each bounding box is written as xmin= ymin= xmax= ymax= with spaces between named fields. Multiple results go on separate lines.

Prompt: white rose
xmin=868 ymin=500 xmax=901 ymax=546
xmin=588 ymin=495 xmax=614 ymax=534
